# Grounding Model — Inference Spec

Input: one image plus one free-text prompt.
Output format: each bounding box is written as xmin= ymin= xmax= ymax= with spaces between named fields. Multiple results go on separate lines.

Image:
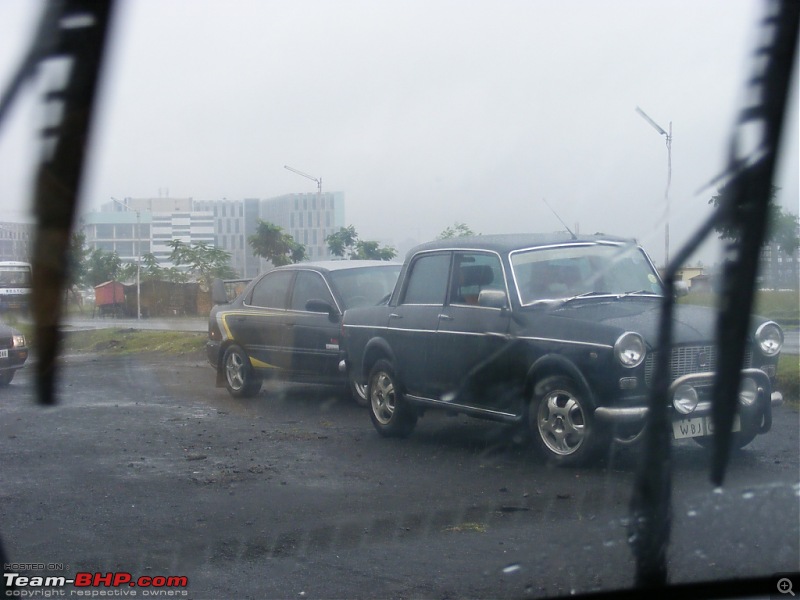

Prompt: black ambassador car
xmin=0 ymin=321 xmax=28 ymax=386
xmin=340 ymin=234 xmax=784 ymax=466
xmin=207 ymin=260 xmax=401 ymax=401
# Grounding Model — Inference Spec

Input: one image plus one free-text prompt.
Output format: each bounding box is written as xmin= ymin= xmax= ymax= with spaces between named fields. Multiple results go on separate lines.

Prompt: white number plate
xmin=0 ymin=349 xmax=8 ymax=359
xmin=673 ymin=414 xmax=741 ymax=439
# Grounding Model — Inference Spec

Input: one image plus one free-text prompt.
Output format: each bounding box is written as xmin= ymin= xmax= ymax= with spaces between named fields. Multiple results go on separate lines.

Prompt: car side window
xmin=449 ymin=252 xmax=504 ymax=306
xmin=401 ymin=253 xmax=451 ymax=305
xmin=248 ymin=271 xmax=293 ymax=308
xmin=290 ymin=271 xmax=335 ymax=311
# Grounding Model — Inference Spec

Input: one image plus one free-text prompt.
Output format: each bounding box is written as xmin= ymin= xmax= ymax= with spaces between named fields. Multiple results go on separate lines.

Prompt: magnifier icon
xmin=778 ymin=578 xmax=795 ymax=596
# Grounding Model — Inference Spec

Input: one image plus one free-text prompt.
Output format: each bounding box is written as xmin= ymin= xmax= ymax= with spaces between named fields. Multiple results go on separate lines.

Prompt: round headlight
xmin=614 ymin=332 xmax=646 ymax=368
xmin=673 ymin=383 xmax=699 ymax=415
xmin=755 ymin=321 xmax=783 ymax=357
xmin=738 ymin=377 xmax=758 ymax=406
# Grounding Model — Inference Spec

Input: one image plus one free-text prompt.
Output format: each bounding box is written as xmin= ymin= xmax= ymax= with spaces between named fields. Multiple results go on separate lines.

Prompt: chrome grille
xmin=645 ymin=345 xmax=752 ymax=385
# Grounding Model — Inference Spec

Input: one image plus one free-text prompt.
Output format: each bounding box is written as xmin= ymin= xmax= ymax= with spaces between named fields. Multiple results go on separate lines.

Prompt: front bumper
xmin=594 ymin=368 xmax=781 ymax=433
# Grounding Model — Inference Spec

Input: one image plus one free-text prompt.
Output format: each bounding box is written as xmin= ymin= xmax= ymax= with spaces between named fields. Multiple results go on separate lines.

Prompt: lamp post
xmin=636 ymin=106 xmax=673 ymax=267
xmin=110 ymin=197 xmax=141 ymax=320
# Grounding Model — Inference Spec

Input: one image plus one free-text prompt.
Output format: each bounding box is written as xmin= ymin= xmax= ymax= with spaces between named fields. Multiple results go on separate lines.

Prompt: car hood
xmin=540 ymin=297 xmax=723 ymax=347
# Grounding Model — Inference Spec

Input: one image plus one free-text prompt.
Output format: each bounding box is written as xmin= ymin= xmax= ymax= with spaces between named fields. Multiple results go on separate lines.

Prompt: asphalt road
xmin=0 ymin=353 xmax=797 ymax=599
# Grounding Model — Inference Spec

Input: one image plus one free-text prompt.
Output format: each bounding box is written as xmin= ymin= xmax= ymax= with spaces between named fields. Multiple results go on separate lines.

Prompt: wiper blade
xmin=621 ymin=289 xmax=661 ymax=298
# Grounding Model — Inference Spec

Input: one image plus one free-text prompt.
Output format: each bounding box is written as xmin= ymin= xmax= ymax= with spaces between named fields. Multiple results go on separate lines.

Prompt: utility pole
xmin=110 ymin=196 xmax=141 ymax=320
xmin=636 ymin=106 xmax=673 ymax=267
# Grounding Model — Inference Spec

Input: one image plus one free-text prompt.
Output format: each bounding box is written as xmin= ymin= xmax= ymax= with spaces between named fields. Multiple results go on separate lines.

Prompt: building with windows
xmin=83 ymin=197 xmax=213 ymax=268
xmin=80 ymin=193 xmax=346 ymax=279
xmin=0 ymin=221 xmax=34 ymax=263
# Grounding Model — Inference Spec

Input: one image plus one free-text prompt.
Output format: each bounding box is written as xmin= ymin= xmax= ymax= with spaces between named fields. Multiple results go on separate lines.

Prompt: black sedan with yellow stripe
xmin=207 ymin=261 xmax=401 ymax=401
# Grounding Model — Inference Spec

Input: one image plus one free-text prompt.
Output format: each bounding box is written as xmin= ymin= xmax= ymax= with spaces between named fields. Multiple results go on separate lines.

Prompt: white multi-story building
xmin=83 ymin=197 xmax=213 ymax=268
xmin=81 ymin=193 xmax=346 ymax=278
xmin=0 ymin=221 xmax=34 ymax=263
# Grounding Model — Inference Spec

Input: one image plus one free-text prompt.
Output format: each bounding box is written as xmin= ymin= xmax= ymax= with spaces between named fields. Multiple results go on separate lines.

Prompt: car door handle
xmin=389 ymin=313 xmax=402 ymax=319
xmin=438 ymin=314 xmax=454 ymax=321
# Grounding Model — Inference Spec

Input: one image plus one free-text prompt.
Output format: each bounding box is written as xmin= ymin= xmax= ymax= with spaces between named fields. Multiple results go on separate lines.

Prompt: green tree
xmin=437 ymin=222 xmax=477 ymax=239
xmin=352 ymin=240 xmax=397 ymax=261
xmin=326 ymin=225 xmax=358 ymax=258
xmin=84 ymin=248 xmax=124 ymax=287
xmin=167 ymin=240 xmax=238 ymax=287
xmin=248 ymin=220 xmax=306 ymax=267
xmin=67 ymin=232 xmax=90 ymax=288
xmin=326 ymin=225 xmax=396 ymax=261
xmin=708 ymin=184 xmax=799 ymax=255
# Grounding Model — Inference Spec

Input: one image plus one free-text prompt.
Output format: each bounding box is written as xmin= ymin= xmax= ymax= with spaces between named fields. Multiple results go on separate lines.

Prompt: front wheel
xmin=222 ymin=345 xmax=262 ymax=398
xmin=0 ymin=371 xmax=14 ymax=386
xmin=529 ymin=375 xmax=606 ymax=467
xmin=368 ymin=359 xmax=417 ymax=437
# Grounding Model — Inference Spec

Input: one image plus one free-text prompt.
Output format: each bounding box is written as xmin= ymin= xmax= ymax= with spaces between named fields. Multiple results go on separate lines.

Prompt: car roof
xmin=272 ymin=259 xmax=402 ymax=273
xmin=406 ymin=232 xmax=636 ymax=257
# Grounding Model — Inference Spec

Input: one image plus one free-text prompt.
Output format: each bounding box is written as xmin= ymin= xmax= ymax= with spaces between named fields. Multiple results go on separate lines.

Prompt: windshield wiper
xmin=620 ymin=289 xmax=662 ymax=298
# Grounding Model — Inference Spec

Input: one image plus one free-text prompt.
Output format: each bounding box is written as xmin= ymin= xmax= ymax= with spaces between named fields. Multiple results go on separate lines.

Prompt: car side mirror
xmin=674 ymin=280 xmax=689 ymax=298
xmin=211 ymin=278 xmax=229 ymax=305
xmin=478 ymin=289 xmax=508 ymax=309
xmin=305 ymin=298 xmax=339 ymax=321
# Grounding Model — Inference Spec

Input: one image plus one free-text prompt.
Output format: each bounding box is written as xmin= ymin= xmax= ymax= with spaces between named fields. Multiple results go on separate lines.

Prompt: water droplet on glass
xmin=603 ymin=540 xmax=616 ymax=548
xmin=713 ymin=487 xmax=724 ymax=495
xmin=503 ymin=564 xmax=521 ymax=575
xmin=686 ymin=510 xmax=697 ymax=517
xmin=742 ymin=491 xmax=755 ymax=500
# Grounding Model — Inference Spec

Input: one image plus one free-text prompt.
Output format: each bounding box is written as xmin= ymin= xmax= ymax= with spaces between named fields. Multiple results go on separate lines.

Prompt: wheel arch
xmin=524 ymin=354 xmax=597 ymax=409
xmin=361 ymin=337 xmax=397 ymax=381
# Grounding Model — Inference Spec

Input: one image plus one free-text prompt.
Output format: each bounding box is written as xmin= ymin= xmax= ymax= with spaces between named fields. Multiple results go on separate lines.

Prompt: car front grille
xmin=644 ymin=345 xmax=752 ymax=386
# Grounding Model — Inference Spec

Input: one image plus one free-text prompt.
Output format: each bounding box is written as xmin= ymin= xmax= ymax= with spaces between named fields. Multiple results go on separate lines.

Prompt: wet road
xmin=0 ymin=353 xmax=797 ymax=599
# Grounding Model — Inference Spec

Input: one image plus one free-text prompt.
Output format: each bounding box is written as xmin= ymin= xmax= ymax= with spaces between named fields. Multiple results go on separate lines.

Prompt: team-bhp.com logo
xmin=4 ymin=572 xmax=189 ymax=596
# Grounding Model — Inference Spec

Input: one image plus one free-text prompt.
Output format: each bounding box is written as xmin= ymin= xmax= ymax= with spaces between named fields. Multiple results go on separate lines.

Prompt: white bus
xmin=0 ymin=261 xmax=32 ymax=313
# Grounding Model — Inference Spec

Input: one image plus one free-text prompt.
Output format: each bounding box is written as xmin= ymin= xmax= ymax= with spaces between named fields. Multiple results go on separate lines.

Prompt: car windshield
xmin=511 ymin=243 xmax=664 ymax=305
xmin=0 ymin=1 xmax=797 ymax=599
xmin=329 ymin=265 xmax=402 ymax=309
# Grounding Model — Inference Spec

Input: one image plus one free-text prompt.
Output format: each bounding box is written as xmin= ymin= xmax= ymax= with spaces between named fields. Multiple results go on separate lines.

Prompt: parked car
xmin=340 ymin=233 xmax=784 ymax=466
xmin=207 ymin=260 xmax=402 ymax=401
xmin=0 ymin=321 xmax=28 ymax=386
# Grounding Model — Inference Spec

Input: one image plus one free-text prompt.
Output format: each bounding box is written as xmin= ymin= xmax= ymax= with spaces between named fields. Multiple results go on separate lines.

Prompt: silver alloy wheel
xmin=353 ymin=381 xmax=368 ymax=402
xmin=370 ymin=372 xmax=396 ymax=425
xmin=225 ymin=351 xmax=246 ymax=391
xmin=537 ymin=387 xmax=586 ymax=455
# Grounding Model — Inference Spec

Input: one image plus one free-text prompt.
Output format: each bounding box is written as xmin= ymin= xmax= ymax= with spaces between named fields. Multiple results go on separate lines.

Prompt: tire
xmin=529 ymin=375 xmax=606 ymax=467
xmin=349 ymin=377 xmax=369 ymax=407
xmin=222 ymin=345 xmax=262 ymax=398
xmin=367 ymin=359 xmax=417 ymax=437
xmin=0 ymin=371 xmax=14 ymax=387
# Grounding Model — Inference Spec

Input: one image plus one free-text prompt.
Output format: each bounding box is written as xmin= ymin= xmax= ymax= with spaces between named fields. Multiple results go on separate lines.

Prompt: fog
xmin=0 ymin=0 xmax=797 ymax=264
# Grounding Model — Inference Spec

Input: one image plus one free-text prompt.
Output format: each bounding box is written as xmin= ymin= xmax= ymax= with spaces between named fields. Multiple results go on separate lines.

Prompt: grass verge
xmin=60 ymin=328 xmax=206 ymax=356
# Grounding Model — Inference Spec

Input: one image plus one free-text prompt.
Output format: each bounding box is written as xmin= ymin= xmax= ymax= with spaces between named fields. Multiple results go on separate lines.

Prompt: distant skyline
xmin=0 ymin=0 xmax=797 ymax=266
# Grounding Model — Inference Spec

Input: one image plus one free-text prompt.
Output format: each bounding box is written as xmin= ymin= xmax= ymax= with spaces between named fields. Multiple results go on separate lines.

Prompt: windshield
xmin=0 ymin=1 xmax=797 ymax=599
xmin=511 ymin=243 xmax=664 ymax=304
xmin=329 ymin=265 xmax=402 ymax=309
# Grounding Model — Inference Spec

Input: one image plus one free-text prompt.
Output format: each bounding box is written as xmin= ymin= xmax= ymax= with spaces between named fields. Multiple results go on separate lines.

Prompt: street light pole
xmin=110 ymin=197 xmax=141 ymax=320
xmin=636 ymin=106 xmax=673 ymax=267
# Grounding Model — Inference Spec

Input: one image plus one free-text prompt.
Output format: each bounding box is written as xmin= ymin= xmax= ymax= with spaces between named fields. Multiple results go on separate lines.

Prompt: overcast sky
xmin=0 ymin=0 xmax=797 ymax=264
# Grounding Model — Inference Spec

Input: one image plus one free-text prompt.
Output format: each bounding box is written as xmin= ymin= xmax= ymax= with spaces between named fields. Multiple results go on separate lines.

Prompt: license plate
xmin=672 ymin=414 xmax=741 ymax=439
xmin=0 ymin=349 xmax=7 ymax=359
